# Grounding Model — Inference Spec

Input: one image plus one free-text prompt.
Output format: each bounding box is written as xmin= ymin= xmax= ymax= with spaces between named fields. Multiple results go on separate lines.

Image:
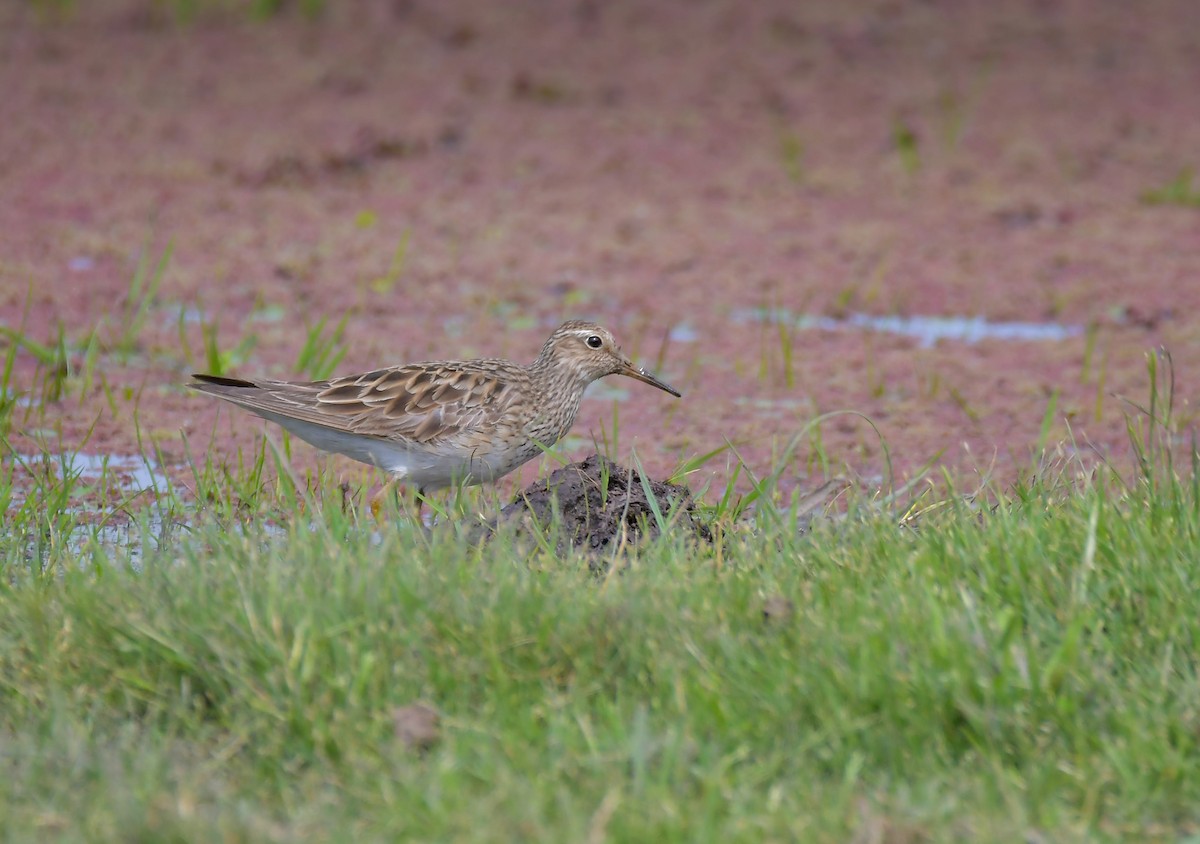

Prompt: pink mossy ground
xmin=2 ymin=0 xmax=1199 ymax=508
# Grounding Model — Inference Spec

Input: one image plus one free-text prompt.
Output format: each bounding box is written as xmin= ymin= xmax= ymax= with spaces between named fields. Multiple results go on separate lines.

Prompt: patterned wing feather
xmin=191 ymin=363 xmax=520 ymax=446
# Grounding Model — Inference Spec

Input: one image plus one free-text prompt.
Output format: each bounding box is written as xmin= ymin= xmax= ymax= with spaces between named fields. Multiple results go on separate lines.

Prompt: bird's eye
xmin=586 ymin=335 xmax=603 ymax=349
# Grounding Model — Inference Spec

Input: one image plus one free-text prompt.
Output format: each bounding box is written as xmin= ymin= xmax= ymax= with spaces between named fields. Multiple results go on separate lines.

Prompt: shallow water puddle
xmin=732 ymin=308 xmax=1083 ymax=347
xmin=16 ymin=451 xmax=168 ymax=493
xmin=9 ymin=453 xmax=172 ymax=570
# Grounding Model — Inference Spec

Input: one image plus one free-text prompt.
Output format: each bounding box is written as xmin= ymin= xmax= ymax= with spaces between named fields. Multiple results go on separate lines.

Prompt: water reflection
xmin=733 ymin=308 xmax=1082 ymax=347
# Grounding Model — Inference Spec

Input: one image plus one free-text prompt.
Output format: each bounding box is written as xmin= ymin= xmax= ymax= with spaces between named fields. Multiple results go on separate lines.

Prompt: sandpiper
xmin=189 ymin=320 xmax=681 ymax=505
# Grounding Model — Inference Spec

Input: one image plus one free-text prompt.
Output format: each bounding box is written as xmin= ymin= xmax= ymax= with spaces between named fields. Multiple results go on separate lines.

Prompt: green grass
xmin=294 ymin=315 xmax=349 ymax=381
xmin=777 ymin=130 xmax=805 ymax=185
xmin=4 ymin=403 xmax=1200 ymax=841
xmin=3 ymin=273 xmax=1200 ymax=844
xmin=892 ymin=117 xmax=921 ymax=175
xmin=111 ymin=243 xmax=171 ymax=360
xmin=1141 ymin=167 xmax=1200 ymax=208
xmin=29 ymin=0 xmax=327 ymax=23
xmin=198 ymin=316 xmax=258 ymax=378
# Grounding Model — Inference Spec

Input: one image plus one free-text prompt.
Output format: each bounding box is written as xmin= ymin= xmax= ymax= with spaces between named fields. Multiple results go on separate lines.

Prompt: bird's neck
xmin=528 ymin=357 xmax=588 ymax=441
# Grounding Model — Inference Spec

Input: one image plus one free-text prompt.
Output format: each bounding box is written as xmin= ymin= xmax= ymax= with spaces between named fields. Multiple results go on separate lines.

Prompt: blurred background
xmin=3 ymin=0 xmax=1198 ymax=494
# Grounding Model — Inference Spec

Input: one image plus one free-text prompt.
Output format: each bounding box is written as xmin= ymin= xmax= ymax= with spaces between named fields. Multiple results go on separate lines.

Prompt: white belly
xmin=255 ymin=410 xmax=538 ymax=491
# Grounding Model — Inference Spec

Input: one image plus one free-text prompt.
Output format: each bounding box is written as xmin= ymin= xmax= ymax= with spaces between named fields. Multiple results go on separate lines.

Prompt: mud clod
xmin=392 ymin=702 xmax=440 ymax=753
xmin=762 ymin=595 xmax=795 ymax=624
xmin=481 ymin=454 xmax=710 ymax=555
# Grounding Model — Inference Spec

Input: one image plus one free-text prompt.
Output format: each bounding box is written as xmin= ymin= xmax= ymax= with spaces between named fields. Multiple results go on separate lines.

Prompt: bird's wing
xmin=189 ymin=363 xmax=518 ymax=446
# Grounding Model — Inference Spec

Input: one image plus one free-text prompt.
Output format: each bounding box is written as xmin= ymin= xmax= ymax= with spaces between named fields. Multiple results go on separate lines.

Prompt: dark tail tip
xmin=190 ymin=373 xmax=258 ymax=389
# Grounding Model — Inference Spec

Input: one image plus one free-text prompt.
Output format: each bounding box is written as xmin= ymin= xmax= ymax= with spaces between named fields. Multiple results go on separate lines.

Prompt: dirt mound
xmin=479 ymin=454 xmax=711 ymax=556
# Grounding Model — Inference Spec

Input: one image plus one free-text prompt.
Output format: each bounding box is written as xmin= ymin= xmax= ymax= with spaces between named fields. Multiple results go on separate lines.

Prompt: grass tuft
xmin=295 ymin=315 xmax=349 ymax=380
xmin=892 ymin=117 xmax=921 ymax=174
xmin=1140 ymin=167 xmax=1200 ymax=207
xmin=1 ymin=358 xmax=1199 ymax=840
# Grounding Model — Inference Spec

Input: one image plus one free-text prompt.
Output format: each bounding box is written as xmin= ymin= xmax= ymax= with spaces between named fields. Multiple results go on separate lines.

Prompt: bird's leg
xmin=370 ymin=478 xmax=401 ymax=520
xmin=370 ymin=478 xmax=425 ymax=524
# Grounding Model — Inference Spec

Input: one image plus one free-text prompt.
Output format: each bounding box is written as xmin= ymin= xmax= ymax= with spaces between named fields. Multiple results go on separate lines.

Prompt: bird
xmin=188 ymin=319 xmax=681 ymax=512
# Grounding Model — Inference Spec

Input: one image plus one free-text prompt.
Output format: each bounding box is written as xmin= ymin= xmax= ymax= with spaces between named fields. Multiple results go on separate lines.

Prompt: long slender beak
xmin=620 ymin=362 xmax=682 ymax=397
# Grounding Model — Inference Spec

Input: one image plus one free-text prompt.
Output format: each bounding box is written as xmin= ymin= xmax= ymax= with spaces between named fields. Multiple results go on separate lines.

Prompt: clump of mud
xmin=478 ymin=454 xmax=711 ymax=555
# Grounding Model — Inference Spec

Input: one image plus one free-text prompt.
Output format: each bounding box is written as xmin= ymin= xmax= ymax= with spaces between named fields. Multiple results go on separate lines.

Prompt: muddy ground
xmin=2 ymin=0 xmax=1199 ymax=508
xmin=479 ymin=453 xmax=711 ymax=557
